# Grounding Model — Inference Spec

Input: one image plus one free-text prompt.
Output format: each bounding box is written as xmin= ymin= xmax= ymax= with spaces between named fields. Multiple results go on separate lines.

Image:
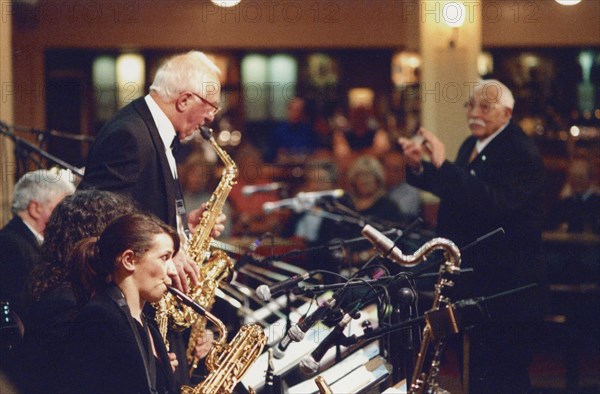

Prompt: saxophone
xmin=155 ymin=126 xmax=236 ymax=341
xmin=407 ymin=239 xmax=461 ymax=394
xmin=182 ymin=323 xmax=267 ymax=394
xmin=362 ymin=225 xmax=461 ymax=393
xmin=167 ymin=286 xmax=268 ymax=394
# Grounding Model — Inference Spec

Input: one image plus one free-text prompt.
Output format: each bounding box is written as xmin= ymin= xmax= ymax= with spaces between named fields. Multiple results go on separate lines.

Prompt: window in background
xmin=92 ymin=56 xmax=117 ymax=122
xmin=241 ymin=53 xmax=297 ymax=121
xmin=116 ymin=53 xmax=145 ymax=109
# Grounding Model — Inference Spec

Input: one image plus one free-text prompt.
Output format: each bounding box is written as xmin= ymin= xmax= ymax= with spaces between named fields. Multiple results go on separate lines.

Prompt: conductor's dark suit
xmin=407 ymin=121 xmax=546 ymax=393
xmin=78 ymin=97 xmax=178 ymax=227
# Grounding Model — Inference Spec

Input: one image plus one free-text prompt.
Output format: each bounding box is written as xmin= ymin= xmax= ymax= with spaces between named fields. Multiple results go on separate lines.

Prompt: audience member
xmin=318 ymin=154 xmax=404 ymax=269
xmin=332 ymin=105 xmax=391 ymax=174
xmin=68 ymin=213 xmax=179 ymax=394
xmin=228 ymin=143 xmax=286 ymax=236
xmin=382 ymin=150 xmax=422 ymax=221
xmin=288 ymin=159 xmax=340 ymax=245
xmin=399 ymin=79 xmax=545 ymax=393
xmin=547 ymin=158 xmax=600 ymax=234
xmin=0 ymin=169 xmax=75 ymax=319
xmin=268 ymin=97 xmax=319 ymax=163
xmin=544 ymin=158 xmax=600 ymax=283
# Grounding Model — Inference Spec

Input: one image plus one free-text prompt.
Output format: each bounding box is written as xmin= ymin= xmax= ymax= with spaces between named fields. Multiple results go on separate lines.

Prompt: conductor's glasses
xmin=464 ymin=100 xmax=496 ymax=115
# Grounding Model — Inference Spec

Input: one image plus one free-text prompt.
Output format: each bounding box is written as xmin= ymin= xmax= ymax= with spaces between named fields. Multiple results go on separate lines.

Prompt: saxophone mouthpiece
xmin=199 ymin=126 xmax=213 ymax=141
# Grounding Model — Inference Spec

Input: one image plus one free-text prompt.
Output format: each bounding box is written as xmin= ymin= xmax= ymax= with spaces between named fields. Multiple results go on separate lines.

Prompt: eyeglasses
xmin=191 ymin=92 xmax=220 ymax=116
xmin=464 ymin=100 xmax=496 ymax=114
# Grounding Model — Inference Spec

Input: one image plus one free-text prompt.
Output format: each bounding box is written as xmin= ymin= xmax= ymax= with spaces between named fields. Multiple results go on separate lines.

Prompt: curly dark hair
xmin=30 ymin=190 xmax=139 ymax=301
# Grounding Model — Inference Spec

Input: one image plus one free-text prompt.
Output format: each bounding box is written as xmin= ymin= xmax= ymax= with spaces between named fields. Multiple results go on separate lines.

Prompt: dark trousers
xmin=465 ymin=322 xmax=535 ymax=394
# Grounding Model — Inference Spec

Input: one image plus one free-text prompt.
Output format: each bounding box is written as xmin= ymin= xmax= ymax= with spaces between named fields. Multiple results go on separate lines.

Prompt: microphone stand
xmin=11 ymin=123 xmax=95 ymax=143
xmin=259 ymin=227 xmax=404 ymax=265
xmin=1 ymin=121 xmax=84 ymax=178
xmin=390 ymin=284 xmax=418 ymax=384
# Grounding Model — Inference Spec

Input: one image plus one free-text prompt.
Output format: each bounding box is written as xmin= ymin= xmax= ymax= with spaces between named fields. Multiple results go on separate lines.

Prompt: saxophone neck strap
xmin=106 ymin=285 xmax=158 ymax=394
xmin=173 ymin=177 xmax=191 ymax=239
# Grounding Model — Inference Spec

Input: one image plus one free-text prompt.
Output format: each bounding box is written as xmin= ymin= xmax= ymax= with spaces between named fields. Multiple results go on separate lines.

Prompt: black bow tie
xmin=170 ymin=136 xmax=180 ymax=153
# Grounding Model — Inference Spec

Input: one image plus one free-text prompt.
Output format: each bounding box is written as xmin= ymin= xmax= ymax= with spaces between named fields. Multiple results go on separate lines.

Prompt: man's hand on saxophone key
xmin=188 ymin=203 xmax=227 ymax=238
xmin=168 ymin=352 xmax=179 ymax=373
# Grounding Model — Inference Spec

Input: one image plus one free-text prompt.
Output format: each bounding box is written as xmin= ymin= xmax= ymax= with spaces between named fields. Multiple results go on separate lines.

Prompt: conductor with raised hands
xmin=399 ymin=79 xmax=546 ymax=394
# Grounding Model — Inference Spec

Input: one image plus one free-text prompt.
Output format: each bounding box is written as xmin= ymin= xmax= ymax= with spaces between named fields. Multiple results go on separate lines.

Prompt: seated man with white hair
xmin=399 ymin=79 xmax=546 ymax=393
xmin=0 ymin=169 xmax=75 ymax=318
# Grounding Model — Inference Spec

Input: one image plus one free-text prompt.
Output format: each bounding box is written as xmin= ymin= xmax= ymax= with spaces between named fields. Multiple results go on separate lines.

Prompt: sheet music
xmin=328 ymin=358 xmax=390 ymax=393
xmin=241 ymin=303 xmax=379 ymax=391
xmin=287 ymin=341 xmax=381 ymax=394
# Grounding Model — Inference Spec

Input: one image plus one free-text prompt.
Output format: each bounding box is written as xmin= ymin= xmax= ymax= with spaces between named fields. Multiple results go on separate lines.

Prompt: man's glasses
xmin=464 ymin=100 xmax=496 ymax=114
xmin=191 ymin=92 xmax=220 ymax=115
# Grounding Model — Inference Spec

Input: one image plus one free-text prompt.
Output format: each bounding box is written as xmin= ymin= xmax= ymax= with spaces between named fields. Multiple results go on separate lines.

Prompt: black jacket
xmin=407 ymin=122 xmax=546 ymax=321
xmin=78 ymin=97 xmax=178 ymax=227
xmin=68 ymin=286 xmax=176 ymax=394
xmin=0 ymin=216 xmax=41 ymax=317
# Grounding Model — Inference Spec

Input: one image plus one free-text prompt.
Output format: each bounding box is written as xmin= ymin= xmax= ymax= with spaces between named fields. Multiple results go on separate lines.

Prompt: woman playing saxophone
xmin=67 ymin=213 xmax=182 ymax=394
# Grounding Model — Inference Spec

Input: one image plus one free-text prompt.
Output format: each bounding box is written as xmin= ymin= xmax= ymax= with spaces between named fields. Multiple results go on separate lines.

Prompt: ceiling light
xmin=555 ymin=0 xmax=582 ymax=5
xmin=211 ymin=0 xmax=242 ymax=7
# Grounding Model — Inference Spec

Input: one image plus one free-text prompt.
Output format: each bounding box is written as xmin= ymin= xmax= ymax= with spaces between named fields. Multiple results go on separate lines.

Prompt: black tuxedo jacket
xmin=78 ymin=97 xmax=178 ymax=227
xmin=0 ymin=216 xmax=41 ymax=316
xmin=407 ymin=122 xmax=546 ymax=321
xmin=68 ymin=287 xmax=175 ymax=394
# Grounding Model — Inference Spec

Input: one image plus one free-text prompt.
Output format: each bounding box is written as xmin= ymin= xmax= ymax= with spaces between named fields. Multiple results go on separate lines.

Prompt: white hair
xmin=474 ymin=79 xmax=515 ymax=110
xmin=149 ymin=51 xmax=221 ymax=101
xmin=11 ymin=169 xmax=76 ymax=214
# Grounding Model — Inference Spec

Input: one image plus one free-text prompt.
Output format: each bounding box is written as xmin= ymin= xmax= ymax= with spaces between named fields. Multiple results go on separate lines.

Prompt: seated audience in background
xmin=68 ymin=213 xmax=179 ymax=394
xmin=285 ymin=159 xmax=340 ymax=245
xmin=0 ymin=169 xmax=75 ymax=320
xmin=318 ymin=154 xmax=404 ymax=269
xmin=544 ymin=158 xmax=600 ymax=284
xmin=228 ymin=143 xmax=287 ymax=237
xmin=267 ymin=96 xmax=319 ymax=163
xmin=332 ymin=105 xmax=391 ymax=177
xmin=11 ymin=191 xmax=137 ymax=394
xmin=547 ymin=158 xmax=600 ymax=234
xmin=179 ymin=152 xmax=232 ymax=238
xmin=382 ymin=150 xmax=422 ymax=221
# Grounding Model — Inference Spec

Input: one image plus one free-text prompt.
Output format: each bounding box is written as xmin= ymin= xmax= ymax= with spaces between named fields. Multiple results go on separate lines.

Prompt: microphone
xmin=361 ymin=224 xmax=420 ymax=268
xmin=263 ymin=189 xmax=344 ymax=213
xmin=166 ymin=286 xmax=207 ymax=316
xmin=291 ymin=277 xmax=393 ymax=296
xmin=299 ymin=304 xmax=361 ymax=375
xmin=272 ymin=291 xmax=342 ymax=359
xmin=236 ymin=237 xmax=262 ymax=267
xmin=256 ymin=271 xmax=313 ymax=301
xmin=241 ymin=182 xmax=284 ymax=196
